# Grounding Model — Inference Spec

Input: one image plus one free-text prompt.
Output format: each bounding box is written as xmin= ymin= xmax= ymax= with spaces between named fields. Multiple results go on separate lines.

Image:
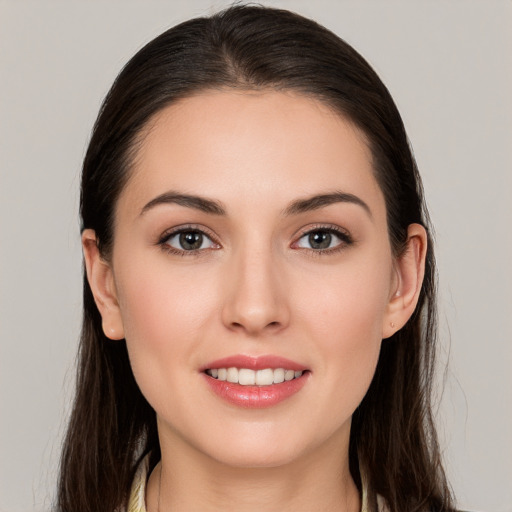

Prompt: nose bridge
xmin=222 ymin=237 xmax=289 ymax=334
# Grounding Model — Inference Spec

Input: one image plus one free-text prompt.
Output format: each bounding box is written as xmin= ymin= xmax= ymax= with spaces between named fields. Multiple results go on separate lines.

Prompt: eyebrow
xmin=283 ymin=191 xmax=372 ymax=218
xmin=140 ymin=192 xmax=226 ymax=216
xmin=139 ymin=190 xmax=372 ymax=219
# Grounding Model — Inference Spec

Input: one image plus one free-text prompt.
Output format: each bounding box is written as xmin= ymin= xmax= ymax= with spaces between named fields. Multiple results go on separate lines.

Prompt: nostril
xmin=229 ymin=320 xmax=281 ymax=333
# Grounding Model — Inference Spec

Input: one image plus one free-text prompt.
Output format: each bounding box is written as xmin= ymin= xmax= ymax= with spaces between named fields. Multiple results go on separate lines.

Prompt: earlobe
xmin=82 ymin=229 xmax=125 ymax=340
xmin=382 ymin=223 xmax=427 ymax=339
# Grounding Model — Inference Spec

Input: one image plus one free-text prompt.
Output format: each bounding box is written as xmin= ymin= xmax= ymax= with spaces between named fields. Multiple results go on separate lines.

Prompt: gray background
xmin=1 ymin=1 xmax=511 ymax=511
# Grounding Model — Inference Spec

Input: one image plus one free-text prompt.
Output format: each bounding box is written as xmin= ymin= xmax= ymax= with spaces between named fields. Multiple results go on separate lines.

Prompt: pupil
xmin=309 ymin=231 xmax=331 ymax=249
xmin=180 ymin=231 xmax=202 ymax=250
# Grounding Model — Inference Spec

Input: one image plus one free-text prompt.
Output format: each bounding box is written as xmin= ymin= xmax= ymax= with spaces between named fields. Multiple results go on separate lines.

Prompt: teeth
xmin=238 ymin=368 xmax=256 ymax=385
xmin=256 ymin=368 xmax=273 ymax=386
xmin=285 ymin=369 xmax=295 ymax=381
xmin=207 ymin=367 xmax=303 ymax=386
xmin=226 ymin=367 xmax=238 ymax=383
xmin=273 ymin=368 xmax=285 ymax=384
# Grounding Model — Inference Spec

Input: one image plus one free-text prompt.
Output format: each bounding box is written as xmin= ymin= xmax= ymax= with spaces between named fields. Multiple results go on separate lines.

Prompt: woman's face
xmin=100 ymin=90 xmax=402 ymax=468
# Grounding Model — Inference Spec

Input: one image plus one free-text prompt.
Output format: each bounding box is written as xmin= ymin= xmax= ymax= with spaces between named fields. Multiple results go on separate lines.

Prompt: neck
xmin=146 ymin=430 xmax=361 ymax=512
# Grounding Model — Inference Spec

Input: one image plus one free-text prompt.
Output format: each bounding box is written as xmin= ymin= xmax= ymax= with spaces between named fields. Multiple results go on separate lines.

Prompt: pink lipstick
xmin=201 ymin=355 xmax=310 ymax=408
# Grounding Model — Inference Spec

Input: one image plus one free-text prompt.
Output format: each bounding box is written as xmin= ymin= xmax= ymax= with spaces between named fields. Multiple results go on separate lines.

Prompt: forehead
xmin=118 ymin=90 xmax=385 ymax=221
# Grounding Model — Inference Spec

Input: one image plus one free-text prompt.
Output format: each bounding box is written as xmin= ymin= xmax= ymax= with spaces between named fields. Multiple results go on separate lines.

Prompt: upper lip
xmin=201 ymin=354 xmax=308 ymax=372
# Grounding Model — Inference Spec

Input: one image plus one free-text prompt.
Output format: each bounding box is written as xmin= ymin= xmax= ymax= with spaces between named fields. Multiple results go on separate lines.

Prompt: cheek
xmin=113 ymin=259 xmax=220 ymax=396
xmin=299 ymin=254 xmax=391 ymax=341
xmin=315 ymin=289 xmax=383 ymax=385
xmin=295 ymin=254 xmax=391 ymax=395
xmin=116 ymin=259 xmax=216 ymax=342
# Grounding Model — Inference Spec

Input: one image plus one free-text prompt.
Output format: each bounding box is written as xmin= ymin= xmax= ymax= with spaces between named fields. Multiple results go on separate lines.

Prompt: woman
xmin=58 ymin=5 xmax=455 ymax=512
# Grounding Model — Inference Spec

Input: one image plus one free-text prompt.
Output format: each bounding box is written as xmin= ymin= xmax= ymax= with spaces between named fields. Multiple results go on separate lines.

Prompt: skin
xmin=83 ymin=90 xmax=427 ymax=512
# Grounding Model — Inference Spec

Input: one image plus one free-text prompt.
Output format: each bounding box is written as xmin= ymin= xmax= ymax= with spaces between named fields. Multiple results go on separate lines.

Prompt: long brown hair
xmin=58 ymin=5 xmax=455 ymax=511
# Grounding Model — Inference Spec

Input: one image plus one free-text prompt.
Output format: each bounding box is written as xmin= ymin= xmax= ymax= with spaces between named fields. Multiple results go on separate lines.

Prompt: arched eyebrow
xmin=140 ymin=192 xmax=226 ymax=216
xmin=140 ymin=190 xmax=372 ymax=219
xmin=283 ymin=191 xmax=373 ymax=219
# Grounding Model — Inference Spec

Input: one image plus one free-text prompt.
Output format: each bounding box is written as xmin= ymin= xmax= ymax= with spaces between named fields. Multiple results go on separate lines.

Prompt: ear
xmin=382 ymin=223 xmax=427 ymax=339
xmin=82 ymin=229 xmax=125 ymax=340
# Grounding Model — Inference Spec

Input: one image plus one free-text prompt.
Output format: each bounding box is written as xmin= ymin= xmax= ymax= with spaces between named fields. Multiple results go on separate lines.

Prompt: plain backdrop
xmin=1 ymin=1 xmax=511 ymax=511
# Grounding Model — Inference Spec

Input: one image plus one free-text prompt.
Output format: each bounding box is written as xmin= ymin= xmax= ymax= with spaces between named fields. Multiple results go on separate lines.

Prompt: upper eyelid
xmin=293 ymin=223 xmax=351 ymax=239
xmin=157 ymin=223 xmax=351 ymax=248
xmin=158 ymin=224 xmax=220 ymax=244
xmin=291 ymin=224 xmax=353 ymax=251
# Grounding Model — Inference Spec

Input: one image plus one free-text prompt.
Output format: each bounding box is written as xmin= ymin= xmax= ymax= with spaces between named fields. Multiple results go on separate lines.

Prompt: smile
xmin=205 ymin=367 xmax=303 ymax=386
xmin=202 ymin=355 xmax=310 ymax=408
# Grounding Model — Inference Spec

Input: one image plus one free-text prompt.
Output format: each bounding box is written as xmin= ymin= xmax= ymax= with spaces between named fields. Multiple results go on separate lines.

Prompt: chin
xmin=206 ymin=443 xmax=305 ymax=470
xmin=194 ymin=421 xmax=338 ymax=471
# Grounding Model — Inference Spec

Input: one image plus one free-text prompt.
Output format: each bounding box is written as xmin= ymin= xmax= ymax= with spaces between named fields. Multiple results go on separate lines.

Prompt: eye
xmin=294 ymin=227 xmax=352 ymax=251
xmin=162 ymin=229 xmax=217 ymax=252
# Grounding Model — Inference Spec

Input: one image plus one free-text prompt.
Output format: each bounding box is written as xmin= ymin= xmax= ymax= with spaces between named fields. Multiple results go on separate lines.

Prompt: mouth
xmin=205 ymin=367 xmax=304 ymax=385
xmin=201 ymin=355 xmax=310 ymax=408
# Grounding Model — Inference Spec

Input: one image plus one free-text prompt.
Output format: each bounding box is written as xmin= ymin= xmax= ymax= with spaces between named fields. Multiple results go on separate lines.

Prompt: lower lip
xmin=203 ymin=372 xmax=309 ymax=408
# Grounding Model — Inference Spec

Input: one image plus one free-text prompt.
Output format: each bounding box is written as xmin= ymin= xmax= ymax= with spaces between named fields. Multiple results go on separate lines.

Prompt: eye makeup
xmin=156 ymin=221 xmax=354 ymax=258
xmin=157 ymin=224 xmax=221 ymax=257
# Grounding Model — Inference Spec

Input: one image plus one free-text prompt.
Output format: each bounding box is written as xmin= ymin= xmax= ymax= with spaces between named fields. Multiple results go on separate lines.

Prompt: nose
xmin=221 ymin=246 xmax=290 ymax=336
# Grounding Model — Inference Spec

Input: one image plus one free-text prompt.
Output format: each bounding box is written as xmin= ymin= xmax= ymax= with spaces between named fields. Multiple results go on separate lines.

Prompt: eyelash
xmin=158 ymin=224 xmax=220 ymax=257
xmin=157 ymin=224 xmax=353 ymax=256
xmin=292 ymin=224 xmax=354 ymax=256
